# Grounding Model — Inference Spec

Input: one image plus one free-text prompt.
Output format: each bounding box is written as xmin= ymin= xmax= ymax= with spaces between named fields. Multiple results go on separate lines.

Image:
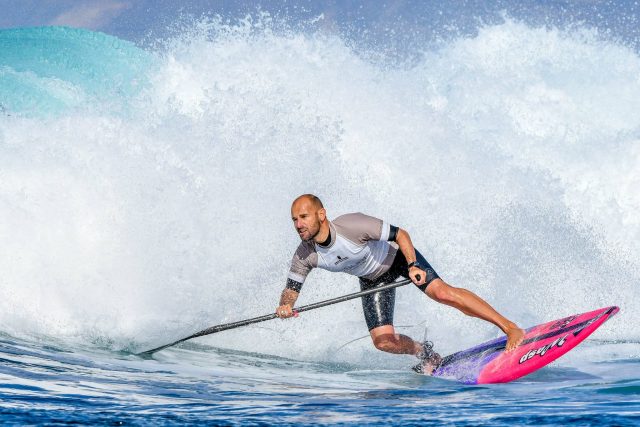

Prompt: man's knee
xmin=427 ymin=280 xmax=459 ymax=305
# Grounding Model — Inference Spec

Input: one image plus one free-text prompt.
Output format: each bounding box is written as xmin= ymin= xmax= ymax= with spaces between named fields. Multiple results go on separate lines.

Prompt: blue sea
xmin=1 ymin=2 xmax=639 ymax=425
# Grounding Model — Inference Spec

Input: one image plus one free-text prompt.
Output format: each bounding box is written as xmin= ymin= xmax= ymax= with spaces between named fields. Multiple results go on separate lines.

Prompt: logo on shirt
xmin=334 ymin=255 xmax=350 ymax=265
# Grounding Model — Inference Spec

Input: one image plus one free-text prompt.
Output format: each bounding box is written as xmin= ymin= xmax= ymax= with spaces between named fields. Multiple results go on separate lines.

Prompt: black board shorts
xmin=358 ymin=249 xmax=439 ymax=331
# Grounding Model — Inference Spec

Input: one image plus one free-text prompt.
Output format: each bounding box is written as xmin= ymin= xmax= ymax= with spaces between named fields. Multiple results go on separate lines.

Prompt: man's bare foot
xmin=505 ymin=325 xmax=526 ymax=352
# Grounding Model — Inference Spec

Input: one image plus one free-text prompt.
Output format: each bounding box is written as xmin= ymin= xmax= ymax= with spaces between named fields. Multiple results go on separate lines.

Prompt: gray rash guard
xmin=286 ymin=212 xmax=398 ymax=292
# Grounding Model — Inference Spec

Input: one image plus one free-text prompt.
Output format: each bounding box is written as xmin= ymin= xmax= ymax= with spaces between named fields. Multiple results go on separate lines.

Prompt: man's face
xmin=291 ymin=199 xmax=324 ymax=242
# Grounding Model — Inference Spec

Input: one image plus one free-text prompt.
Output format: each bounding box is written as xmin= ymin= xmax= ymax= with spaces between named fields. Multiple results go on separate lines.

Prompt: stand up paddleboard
xmin=430 ymin=306 xmax=619 ymax=384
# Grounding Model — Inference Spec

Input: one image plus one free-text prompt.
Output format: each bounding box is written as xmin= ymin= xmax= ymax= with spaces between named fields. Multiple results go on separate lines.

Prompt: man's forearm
xmin=395 ymin=228 xmax=417 ymax=265
xmin=280 ymin=288 xmax=299 ymax=307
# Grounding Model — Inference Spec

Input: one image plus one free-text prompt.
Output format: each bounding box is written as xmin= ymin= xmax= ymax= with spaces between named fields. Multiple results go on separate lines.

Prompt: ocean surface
xmin=1 ymin=3 xmax=640 ymax=425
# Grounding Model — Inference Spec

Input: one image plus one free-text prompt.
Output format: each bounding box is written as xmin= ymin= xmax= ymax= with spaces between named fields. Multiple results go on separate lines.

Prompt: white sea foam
xmin=0 ymin=18 xmax=638 ymax=363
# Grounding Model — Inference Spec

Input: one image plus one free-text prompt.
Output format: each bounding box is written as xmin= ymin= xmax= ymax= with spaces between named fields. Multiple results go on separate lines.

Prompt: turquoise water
xmin=0 ymin=26 xmax=151 ymax=114
xmin=1 ymin=12 xmax=640 ymax=426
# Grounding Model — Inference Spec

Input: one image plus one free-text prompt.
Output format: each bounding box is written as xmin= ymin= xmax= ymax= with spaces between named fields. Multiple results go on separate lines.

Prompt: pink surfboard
xmin=431 ymin=306 xmax=619 ymax=384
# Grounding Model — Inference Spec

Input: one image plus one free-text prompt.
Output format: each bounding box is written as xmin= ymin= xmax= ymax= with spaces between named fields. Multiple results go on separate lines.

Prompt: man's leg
xmin=360 ymin=278 xmax=425 ymax=356
xmin=369 ymin=325 xmax=422 ymax=355
xmin=424 ymin=279 xmax=525 ymax=351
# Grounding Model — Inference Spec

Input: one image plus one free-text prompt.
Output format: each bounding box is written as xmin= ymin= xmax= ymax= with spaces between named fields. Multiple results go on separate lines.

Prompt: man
xmin=276 ymin=194 xmax=525 ymax=373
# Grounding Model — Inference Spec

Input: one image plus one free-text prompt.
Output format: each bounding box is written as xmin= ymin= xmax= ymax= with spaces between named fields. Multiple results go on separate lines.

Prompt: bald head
xmin=292 ymin=194 xmax=324 ymax=211
xmin=291 ymin=194 xmax=327 ymax=242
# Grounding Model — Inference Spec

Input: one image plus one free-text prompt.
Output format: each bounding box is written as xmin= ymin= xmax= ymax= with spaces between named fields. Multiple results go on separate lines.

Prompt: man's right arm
xmin=276 ymin=287 xmax=300 ymax=318
xmin=276 ymin=243 xmax=315 ymax=318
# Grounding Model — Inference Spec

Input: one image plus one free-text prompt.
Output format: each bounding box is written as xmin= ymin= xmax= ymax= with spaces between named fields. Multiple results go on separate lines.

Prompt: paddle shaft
xmin=137 ymin=277 xmax=415 ymax=356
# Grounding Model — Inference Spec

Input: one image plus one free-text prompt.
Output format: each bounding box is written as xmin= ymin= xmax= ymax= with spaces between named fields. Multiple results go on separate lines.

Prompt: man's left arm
xmin=392 ymin=227 xmax=427 ymax=286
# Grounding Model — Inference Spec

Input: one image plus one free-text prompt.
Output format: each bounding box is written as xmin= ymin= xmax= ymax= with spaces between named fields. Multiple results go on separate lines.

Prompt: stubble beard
xmin=301 ymin=222 xmax=320 ymax=242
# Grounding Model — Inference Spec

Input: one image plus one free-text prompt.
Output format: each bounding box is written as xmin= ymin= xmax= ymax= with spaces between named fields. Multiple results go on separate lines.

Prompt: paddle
xmin=136 ymin=277 xmax=417 ymax=357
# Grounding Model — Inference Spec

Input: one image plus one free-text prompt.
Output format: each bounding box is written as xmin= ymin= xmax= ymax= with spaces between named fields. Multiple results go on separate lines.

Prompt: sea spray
xmin=0 ymin=17 xmax=638 ymax=364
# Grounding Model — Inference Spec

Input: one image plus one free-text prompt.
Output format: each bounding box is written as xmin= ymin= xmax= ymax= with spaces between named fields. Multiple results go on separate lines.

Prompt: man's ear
xmin=318 ymin=208 xmax=327 ymax=221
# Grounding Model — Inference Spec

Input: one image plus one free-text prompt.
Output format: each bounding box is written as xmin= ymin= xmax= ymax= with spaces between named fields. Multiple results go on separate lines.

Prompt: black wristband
xmin=388 ymin=225 xmax=399 ymax=241
xmin=285 ymin=278 xmax=303 ymax=293
xmin=408 ymin=261 xmax=418 ymax=269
